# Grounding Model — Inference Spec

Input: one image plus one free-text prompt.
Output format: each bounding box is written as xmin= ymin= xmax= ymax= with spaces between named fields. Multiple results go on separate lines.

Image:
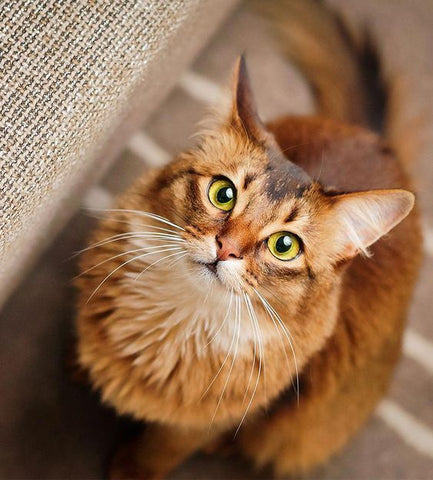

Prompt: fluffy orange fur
xmin=74 ymin=3 xmax=422 ymax=478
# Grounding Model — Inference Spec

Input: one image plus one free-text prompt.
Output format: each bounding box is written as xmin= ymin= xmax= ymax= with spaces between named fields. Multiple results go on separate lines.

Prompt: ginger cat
xmin=75 ymin=2 xmax=422 ymax=477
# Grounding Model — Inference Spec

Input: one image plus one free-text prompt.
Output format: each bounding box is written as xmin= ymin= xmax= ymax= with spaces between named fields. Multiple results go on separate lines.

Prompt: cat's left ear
xmin=230 ymin=55 xmax=273 ymax=145
xmin=326 ymin=189 xmax=415 ymax=260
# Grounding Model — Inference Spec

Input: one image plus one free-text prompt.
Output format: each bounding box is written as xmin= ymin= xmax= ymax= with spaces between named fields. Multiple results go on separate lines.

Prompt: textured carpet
xmin=1 ymin=1 xmax=433 ymax=478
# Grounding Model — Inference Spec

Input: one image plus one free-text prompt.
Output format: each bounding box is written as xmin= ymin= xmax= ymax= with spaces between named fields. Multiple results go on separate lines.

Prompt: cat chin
xmin=216 ymin=259 xmax=245 ymax=290
xmin=185 ymin=254 xmax=246 ymax=294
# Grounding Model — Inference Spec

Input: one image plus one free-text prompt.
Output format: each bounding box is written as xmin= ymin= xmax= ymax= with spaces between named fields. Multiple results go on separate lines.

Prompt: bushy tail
xmin=255 ymin=0 xmax=420 ymax=168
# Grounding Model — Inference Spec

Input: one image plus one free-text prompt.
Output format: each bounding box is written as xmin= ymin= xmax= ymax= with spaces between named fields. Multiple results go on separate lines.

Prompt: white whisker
xmin=254 ymin=288 xmax=300 ymax=404
xmin=86 ymin=247 xmax=183 ymax=303
xmin=234 ymin=293 xmax=264 ymax=437
xmin=86 ymin=213 xmax=181 ymax=236
xmin=209 ymin=296 xmax=241 ymax=430
xmin=201 ymin=293 xmax=236 ymax=399
xmin=134 ymin=250 xmax=186 ymax=281
xmin=88 ymin=208 xmax=185 ymax=231
xmin=77 ymin=244 xmax=185 ymax=279
xmin=240 ymin=292 xmax=258 ymax=406
xmin=250 ymin=295 xmax=266 ymax=405
xmin=166 ymin=252 xmax=188 ymax=268
xmin=261 ymin=299 xmax=291 ymax=384
xmin=72 ymin=232 xmax=185 ymax=258
xmin=204 ymin=290 xmax=234 ymax=348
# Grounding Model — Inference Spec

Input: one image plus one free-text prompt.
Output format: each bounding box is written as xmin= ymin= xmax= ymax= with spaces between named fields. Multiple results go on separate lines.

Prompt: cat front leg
xmin=109 ymin=422 xmax=219 ymax=480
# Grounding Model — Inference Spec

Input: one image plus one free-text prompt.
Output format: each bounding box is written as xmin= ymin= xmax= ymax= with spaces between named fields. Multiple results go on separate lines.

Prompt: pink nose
xmin=216 ymin=235 xmax=242 ymax=261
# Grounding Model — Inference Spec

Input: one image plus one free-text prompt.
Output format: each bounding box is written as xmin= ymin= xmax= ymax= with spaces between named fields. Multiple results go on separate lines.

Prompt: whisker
xmin=258 ymin=297 xmax=296 ymax=397
xmin=204 ymin=290 xmax=234 ymax=348
xmin=76 ymin=243 xmax=185 ymax=279
xmin=87 ymin=208 xmax=185 ymax=231
xmin=84 ymin=209 xmax=182 ymax=233
xmin=251 ymin=295 xmax=266 ymax=406
xmin=254 ymin=288 xmax=300 ymax=404
xmin=71 ymin=233 xmax=185 ymax=259
xmin=134 ymin=250 xmax=186 ymax=281
xmin=85 ymin=213 xmax=181 ymax=236
xmin=256 ymin=293 xmax=292 ymax=389
xmin=209 ymin=295 xmax=241 ymax=430
xmin=265 ymin=301 xmax=298 ymax=400
xmin=234 ymin=293 xmax=264 ymax=437
xmin=166 ymin=252 xmax=188 ymax=268
xmin=202 ymin=279 xmax=214 ymax=306
xmin=257 ymin=283 xmax=288 ymax=313
xmin=240 ymin=292 xmax=258 ymax=406
xmin=252 ymin=285 xmax=292 ymax=384
xmin=201 ymin=293 xmax=236 ymax=399
xmin=86 ymin=247 xmax=183 ymax=303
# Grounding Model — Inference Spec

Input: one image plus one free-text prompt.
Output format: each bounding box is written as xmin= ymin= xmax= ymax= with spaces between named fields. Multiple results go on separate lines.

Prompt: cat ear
xmin=327 ymin=189 xmax=415 ymax=259
xmin=230 ymin=55 xmax=270 ymax=145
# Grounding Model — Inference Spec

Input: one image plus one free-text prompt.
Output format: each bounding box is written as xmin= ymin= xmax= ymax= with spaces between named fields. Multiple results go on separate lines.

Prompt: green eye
xmin=208 ymin=178 xmax=236 ymax=211
xmin=268 ymin=232 xmax=301 ymax=261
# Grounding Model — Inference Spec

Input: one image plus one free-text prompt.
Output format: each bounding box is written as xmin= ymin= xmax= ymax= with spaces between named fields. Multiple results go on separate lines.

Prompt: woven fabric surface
xmin=0 ymin=0 xmax=238 ymax=307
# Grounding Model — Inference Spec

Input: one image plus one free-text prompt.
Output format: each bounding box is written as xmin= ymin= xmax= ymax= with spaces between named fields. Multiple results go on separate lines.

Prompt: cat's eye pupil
xmin=268 ymin=231 xmax=300 ymax=261
xmin=208 ymin=179 xmax=236 ymax=211
xmin=217 ymin=187 xmax=234 ymax=204
xmin=276 ymin=235 xmax=292 ymax=253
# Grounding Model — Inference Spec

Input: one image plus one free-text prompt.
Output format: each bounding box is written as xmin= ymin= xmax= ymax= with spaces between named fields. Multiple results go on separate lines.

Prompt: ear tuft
xmin=329 ymin=189 xmax=415 ymax=259
xmin=231 ymin=55 xmax=268 ymax=144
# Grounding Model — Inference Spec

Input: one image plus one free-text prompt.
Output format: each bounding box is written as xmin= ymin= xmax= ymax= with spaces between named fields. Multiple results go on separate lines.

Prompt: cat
xmin=75 ymin=1 xmax=422 ymax=478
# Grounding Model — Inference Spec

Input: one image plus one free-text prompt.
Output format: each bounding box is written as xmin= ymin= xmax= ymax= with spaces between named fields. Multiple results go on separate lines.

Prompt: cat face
xmin=157 ymin=134 xmax=323 ymax=302
xmin=146 ymin=56 xmax=413 ymax=302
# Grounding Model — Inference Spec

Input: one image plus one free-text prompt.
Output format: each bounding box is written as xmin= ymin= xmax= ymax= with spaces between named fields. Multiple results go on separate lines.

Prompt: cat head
xmin=146 ymin=56 xmax=414 ymax=304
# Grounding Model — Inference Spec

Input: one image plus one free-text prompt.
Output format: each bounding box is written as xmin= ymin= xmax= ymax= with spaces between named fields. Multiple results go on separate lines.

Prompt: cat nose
xmin=215 ymin=235 xmax=243 ymax=261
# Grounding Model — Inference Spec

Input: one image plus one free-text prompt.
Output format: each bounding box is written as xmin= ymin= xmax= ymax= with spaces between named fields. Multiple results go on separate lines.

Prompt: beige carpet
xmin=1 ymin=1 xmax=433 ymax=478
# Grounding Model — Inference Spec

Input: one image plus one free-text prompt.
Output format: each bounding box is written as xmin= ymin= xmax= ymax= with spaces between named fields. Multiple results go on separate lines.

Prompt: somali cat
xmin=75 ymin=2 xmax=422 ymax=478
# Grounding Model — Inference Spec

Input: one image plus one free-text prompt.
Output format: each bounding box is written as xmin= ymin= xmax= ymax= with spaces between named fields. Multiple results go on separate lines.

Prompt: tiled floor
xmin=1 ymin=1 xmax=433 ymax=478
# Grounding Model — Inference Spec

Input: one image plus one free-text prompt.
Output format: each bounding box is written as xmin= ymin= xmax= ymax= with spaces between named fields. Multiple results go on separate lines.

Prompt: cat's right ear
xmin=325 ymin=189 xmax=415 ymax=260
xmin=230 ymin=55 xmax=271 ymax=145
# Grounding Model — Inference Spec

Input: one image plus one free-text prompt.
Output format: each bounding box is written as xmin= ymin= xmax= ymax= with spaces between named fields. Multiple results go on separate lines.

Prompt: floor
xmin=1 ymin=2 xmax=433 ymax=478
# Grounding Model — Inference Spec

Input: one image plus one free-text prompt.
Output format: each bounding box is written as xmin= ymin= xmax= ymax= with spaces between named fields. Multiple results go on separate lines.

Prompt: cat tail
xmin=255 ymin=0 xmax=420 ymax=169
